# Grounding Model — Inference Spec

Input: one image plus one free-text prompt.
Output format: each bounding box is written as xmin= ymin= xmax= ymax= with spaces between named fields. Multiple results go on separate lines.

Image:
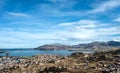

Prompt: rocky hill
xmin=34 ymin=44 xmax=71 ymax=50
xmin=34 ymin=41 xmax=120 ymax=51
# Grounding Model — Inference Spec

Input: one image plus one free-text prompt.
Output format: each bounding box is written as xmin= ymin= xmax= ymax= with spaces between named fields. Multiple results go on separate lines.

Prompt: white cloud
xmin=90 ymin=0 xmax=120 ymax=13
xmin=54 ymin=19 xmax=119 ymax=42
xmin=96 ymin=27 xmax=120 ymax=36
xmin=36 ymin=0 xmax=85 ymax=17
xmin=113 ymin=38 xmax=120 ymax=42
xmin=7 ymin=12 xmax=30 ymax=17
xmin=0 ymin=19 xmax=119 ymax=48
xmin=58 ymin=21 xmax=77 ymax=26
xmin=36 ymin=0 xmax=120 ymax=17
xmin=58 ymin=19 xmax=101 ymax=28
xmin=56 ymin=19 xmax=120 ymax=42
xmin=58 ymin=29 xmax=97 ymax=40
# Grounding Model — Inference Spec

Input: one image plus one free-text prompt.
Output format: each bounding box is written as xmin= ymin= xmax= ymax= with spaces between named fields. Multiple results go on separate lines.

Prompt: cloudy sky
xmin=0 ymin=0 xmax=120 ymax=48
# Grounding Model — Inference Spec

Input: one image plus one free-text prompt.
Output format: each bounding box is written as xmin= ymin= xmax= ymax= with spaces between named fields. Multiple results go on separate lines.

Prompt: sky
xmin=0 ymin=0 xmax=120 ymax=48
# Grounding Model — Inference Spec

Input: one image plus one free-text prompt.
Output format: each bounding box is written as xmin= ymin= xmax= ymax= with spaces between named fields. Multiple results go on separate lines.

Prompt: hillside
xmin=34 ymin=41 xmax=120 ymax=51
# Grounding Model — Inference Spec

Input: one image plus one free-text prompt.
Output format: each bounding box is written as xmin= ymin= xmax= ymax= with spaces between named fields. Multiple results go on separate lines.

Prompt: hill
xmin=34 ymin=41 xmax=120 ymax=51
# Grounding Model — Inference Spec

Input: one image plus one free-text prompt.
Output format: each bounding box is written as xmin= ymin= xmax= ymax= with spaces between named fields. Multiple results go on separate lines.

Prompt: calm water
xmin=0 ymin=49 xmax=93 ymax=56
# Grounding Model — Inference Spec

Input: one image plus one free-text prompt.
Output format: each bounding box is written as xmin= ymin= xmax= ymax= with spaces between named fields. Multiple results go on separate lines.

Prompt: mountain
xmin=34 ymin=41 xmax=120 ymax=51
xmin=77 ymin=41 xmax=120 ymax=48
xmin=34 ymin=44 xmax=71 ymax=50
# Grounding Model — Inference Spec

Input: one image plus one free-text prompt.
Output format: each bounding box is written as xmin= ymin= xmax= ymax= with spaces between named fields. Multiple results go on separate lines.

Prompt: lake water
xmin=0 ymin=49 xmax=94 ymax=56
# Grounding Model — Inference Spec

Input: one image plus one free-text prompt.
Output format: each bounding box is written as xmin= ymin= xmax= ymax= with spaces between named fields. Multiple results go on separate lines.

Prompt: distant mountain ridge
xmin=34 ymin=41 xmax=120 ymax=51
xmin=34 ymin=44 xmax=71 ymax=50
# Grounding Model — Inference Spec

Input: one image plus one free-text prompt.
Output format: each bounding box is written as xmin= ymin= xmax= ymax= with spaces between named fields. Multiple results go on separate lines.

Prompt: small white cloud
xmin=113 ymin=38 xmax=120 ymax=42
xmin=78 ymin=20 xmax=97 ymax=24
xmin=7 ymin=12 xmax=30 ymax=17
xmin=58 ymin=19 xmax=98 ymax=29
xmin=58 ymin=21 xmax=77 ymax=26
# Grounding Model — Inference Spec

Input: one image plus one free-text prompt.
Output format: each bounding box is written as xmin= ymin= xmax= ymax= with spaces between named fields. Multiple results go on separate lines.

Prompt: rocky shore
xmin=0 ymin=49 xmax=120 ymax=73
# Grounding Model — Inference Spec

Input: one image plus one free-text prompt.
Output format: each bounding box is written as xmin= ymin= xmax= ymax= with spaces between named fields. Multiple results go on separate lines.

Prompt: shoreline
xmin=0 ymin=49 xmax=120 ymax=73
xmin=0 ymin=49 xmax=93 ymax=57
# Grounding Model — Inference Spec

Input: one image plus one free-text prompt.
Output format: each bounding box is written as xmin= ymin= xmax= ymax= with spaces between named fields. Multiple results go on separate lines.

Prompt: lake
xmin=0 ymin=49 xmax=94 ymax=56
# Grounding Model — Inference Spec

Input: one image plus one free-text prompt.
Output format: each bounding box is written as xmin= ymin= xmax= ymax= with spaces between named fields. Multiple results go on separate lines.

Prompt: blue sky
xmin=0 ymin=0 xmax=120 ymax=48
